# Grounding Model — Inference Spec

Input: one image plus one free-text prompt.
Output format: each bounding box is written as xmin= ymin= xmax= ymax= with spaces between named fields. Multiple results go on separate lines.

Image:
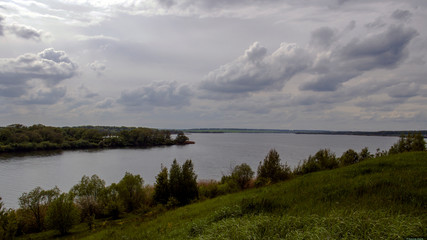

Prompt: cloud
xmin=7 ymin=23 xmax=43 ymax=41
xmin=309 ymin=27 xmax=336 ymax=50
xmin=200 ymin=42 xmax=311 ymax=99
xmin=0 ymin=48 xmax=77 ymax=102
xmin=22 ymin=87 xmax=66 ymax=105
xmin=88 ymin=60 xmax=107 ymax=76
xmin=0 ymin=15 xmax=4 ymax=36
xmin=391 ymin=9 xmax=412 ymax=22
xmin=95 ymin=97 xmax=115 ymax=109
xmin=302 ymin=25 xmax=418 ymax=91
xmin=118 ymin=81 xmax=193 ymax=109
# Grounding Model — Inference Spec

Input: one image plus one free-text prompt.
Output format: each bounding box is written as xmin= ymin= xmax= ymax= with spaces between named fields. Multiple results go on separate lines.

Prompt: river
xmin=0 ymin=133 xmax=398 ymax=209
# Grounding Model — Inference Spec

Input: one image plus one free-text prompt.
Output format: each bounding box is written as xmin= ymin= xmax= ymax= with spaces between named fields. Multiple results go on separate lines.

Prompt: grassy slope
xmin=22 ymin=152 xmax=427 ymax=239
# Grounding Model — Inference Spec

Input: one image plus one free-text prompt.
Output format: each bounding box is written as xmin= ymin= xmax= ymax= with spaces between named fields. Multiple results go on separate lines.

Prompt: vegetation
xmin=0 ymin=124 xmax=191 ymax=153
xmin=153 ymin=160 xmax=199 ymax=207
xmin=0 ymin=131 xmax=424 ymax=239
xmin=256 ymin=149 xmax=291 ymax=186
xmin=45 ymin=193 xmax=80 ymax=236
xmin=83 ymin=151 xmax=426 ymax=239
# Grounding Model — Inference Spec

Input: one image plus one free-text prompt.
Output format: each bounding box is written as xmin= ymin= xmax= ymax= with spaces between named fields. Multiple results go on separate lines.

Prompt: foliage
xmin=154 ymin=159 xmax=199 ymax=207
xmin=174 ymin=133 xmax=189 ymax=144
xmin=98 ymin=184 xmax=123 ymax=219
xmin=45 ymin=193 xmax=80 ymax=236
xmin=339 ymin=149 xmax=359 ymax=166
xmin=231 ymin=163 xmax=254 ymax=189
xmin=256 ymin=149 xmax=291 ymax=186
xmin=153 ymin=165 xmax=170 ymax=205
xmin=389 ymin=132 xmax=426 ymax=154
xmin=18 ymin=187 xmax=59 ymax=232
xmin=0 ymin=124 xmax=188 ymax=153
xmin=294 ymin=148 xmax=338 ymax=175
xmin=0 ymin=197 xmax=18 ymax=240
xmin=70 ymin=175 xmax=106 ymax=220
xmin=116 ymin=172 xmax=146 ymax=212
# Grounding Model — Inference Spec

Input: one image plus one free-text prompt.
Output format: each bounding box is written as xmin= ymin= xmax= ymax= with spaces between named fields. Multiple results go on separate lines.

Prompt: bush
xmin=231 ymin=163 xmax=254 ymax=190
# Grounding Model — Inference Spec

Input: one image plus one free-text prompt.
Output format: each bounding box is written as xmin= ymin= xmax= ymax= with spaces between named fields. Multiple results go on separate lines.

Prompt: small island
xmin=0 ymin=124 xmax=193 ymax=153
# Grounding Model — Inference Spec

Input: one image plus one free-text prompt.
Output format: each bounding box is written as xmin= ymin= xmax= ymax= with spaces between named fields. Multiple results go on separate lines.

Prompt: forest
xmin=0 ymin=124 xmax=190 ymax=153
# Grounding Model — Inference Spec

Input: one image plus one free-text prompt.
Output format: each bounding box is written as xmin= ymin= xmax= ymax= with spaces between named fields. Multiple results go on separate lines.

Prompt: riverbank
xmin=184 ymin=128 xmax=427 ymax=137
xmin=17 ymin=151 xmax=427 ymax=239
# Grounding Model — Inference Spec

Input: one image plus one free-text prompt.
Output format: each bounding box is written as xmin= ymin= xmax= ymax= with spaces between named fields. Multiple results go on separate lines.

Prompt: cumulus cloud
xmin=302 ymin=25 xmax=418 ymax=91
xmin=88 ymin=60 xmax=106 ymax=76
xmin=0 ymin=48 xmax=77 ymax=103
xmin=118 ymin=81 xmax=193 ymax=109
xmin=200 ymin=42 xmax=312 ymax=99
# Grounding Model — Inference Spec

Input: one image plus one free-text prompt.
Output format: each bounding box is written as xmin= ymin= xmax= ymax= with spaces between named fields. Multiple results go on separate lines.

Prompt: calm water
xmin=0 ymin=133 xmax=398 ymax=209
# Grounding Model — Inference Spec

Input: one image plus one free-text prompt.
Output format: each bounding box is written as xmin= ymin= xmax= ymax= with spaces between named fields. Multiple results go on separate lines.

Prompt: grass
xmin=19 ymin=152 xmax=427 ymax=239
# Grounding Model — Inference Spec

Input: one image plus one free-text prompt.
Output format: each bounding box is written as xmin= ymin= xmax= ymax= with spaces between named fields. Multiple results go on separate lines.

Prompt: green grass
xmin=20 ymin=152 xmax=427 ymax=239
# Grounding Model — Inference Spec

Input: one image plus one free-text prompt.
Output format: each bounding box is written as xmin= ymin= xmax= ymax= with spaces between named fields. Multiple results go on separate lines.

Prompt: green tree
xmin=153 ymin=165 xmax=170 ymax=205
xmin=389 ymin=133 xmax=426 ymax=154
xmin=174 ymin=133 xmax=189 ymax=145
xmin=98 ymin=183 xmax=123 ymax=219
xmin=45 ymin=193 xmax=80 ymax=236
xmin=116 ymin=172 xmax=146 ymax=212
xmin=256 ymin=149 xmax=291 ymax=186
xmin=168 ymin=159 xmax=182 ymax=207
xmin=340 ymin=149 xmax=359 ymax=166
xmin=70 ymin=175 xmax=106 ymax=220
xmin=181 ymin=160 xmax=199 ymax=205
xmin=18 ymin=187 xmax=59 ymax=232
xmin=359 ymin=147 xmax=373 ymax=161
xmin=0 ymin=197 xmax=18 ymax=240
xmin=231 ymin=163 xmax=254 ymax=189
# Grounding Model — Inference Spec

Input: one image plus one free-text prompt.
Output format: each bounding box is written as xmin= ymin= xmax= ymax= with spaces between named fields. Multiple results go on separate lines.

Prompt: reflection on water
xmin=0 ymin=133 xmax=398 ymax=209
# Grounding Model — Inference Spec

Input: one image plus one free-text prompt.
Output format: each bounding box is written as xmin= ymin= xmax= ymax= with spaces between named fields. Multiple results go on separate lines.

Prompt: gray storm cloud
xmin=118 ymin=81 xmax=193 ymax=109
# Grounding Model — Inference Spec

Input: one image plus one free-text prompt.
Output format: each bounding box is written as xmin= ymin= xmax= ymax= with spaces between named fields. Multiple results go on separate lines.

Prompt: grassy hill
xmin=21 ymin=152 xmax=426 ymax=239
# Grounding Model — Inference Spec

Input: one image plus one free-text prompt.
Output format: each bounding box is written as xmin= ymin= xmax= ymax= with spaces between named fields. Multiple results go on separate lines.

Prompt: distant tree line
xmin=0 ymin=133 xmax=424 ymax=238
xmin=0 ymin=124 xmax=190 ymax=153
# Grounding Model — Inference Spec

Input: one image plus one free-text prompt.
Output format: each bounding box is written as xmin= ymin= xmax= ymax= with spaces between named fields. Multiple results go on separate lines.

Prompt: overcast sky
xmin=0 ymin=0 xmax=426 ymax=130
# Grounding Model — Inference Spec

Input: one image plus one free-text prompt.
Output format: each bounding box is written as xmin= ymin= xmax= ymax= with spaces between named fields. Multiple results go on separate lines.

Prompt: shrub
xmin=389 ymin=133 xmax=426 ymax=154
xmin=231 ymin=163 xmax=254 ymax=190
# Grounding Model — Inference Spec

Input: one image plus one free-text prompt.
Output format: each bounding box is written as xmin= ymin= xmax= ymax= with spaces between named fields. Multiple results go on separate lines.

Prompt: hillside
xmin=62 ymin=151 xmax=426 ymax=240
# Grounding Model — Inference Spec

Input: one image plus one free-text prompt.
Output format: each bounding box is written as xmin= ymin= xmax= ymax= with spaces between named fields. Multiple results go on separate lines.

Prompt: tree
xmin=153 ymin=165 xmax=170 ymax=205
xmin=0 ymin=197 xmax=18 ymax=240
xmin=70 ymin=175 xmax=106 ymax=220
xmin=116 ymin=172 xmax=146 ymax=212
xmin=18 ymin=187 xmax=59 ymax=232
xmin=168 ymin=159 xmax=182 ymax=206
xmin=231 ymin=163 xmax=254 ymax=189
xmin=181 ymin=160 xmax=199 ymax=205
xmin=98 ymin=183 xmax=123 ymax=219
xmin=340 ymin=149 xmax=359 ymax=166
xmin=45 ymin=193 xmax=80 ymax=236
xmin=389 ymin=133 xmax=426 ymax=154
xmin=174 ymin=133 xmax=189 ymax=145
xmin=256 ymin=149 xmax=291 ymax=186
xmin=359 ymin=147 xmax=372 ymax=161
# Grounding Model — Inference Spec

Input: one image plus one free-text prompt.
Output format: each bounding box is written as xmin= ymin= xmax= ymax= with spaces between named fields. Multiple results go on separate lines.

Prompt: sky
xmin=0 ymin=0 xmax=426 ymax=130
